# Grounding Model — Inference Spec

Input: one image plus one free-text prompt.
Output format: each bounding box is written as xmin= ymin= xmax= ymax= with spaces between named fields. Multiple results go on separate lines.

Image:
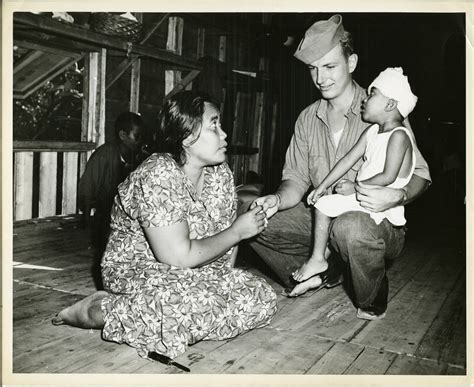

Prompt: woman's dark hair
xmin=156 ymin=91 xmax=219 ymax=166
xmin=114 ymin=111 xmax=144 ymax=139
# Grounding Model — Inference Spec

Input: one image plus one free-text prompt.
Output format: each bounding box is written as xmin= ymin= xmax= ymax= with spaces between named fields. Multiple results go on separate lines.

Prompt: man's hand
xmin=250 ymin=194 xmax=280 ymax=219
xmin=355 ymin=182 xmax=404 ymax=212
xmin=334 ymin=179 xmax=355 ymax=195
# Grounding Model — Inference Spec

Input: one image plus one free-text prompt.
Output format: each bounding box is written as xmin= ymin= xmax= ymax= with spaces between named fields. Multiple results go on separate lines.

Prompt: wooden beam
xmin=13 ymin=141 xmax=96 ymax=152
xmin=14 ymin=13 xmax=202 ymax=71
xmin=106 ymin=13 xmax=170 ymax=90
xmin=14 ymin=152 xmax=34 ymax=221
xmin=164 ymin=70 xmax=200 ymax=100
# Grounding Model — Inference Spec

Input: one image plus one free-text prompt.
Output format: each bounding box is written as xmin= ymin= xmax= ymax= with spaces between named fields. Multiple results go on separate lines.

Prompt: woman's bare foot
xmin=283 ymin=275 xmax=324 ymax=297
xmin=52 ymin=291 xmax=108 ymax=329
xmin=292 ymin=256 xmax=328 ymax=282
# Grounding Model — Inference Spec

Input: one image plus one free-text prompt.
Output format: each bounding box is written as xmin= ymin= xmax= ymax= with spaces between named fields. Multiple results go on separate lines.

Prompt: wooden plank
xmin=38 ymin=152 xmax=57 ymax=218
xmin=306 ymin=342 xmax=364 ymax=374
xmin=385 ymin=355 xmax=448 ymax=375
xmin=165 ymin=16 xmax=184 ymax=96
xmin=197 ymin=28 xmax=205 ymax=58
xmin=61 ymin=152 xmax=78 ymax=215
xmin=96 ymin=48 xmax=107 ymax=147
xmin=351 ymin=243 xmax=463 ymax=356
xmin=13 ymin=151 xmax=33 ymax=220
xmin=342 ymin=345 xmax=398 ymax=374
xmin=446 ymin=364 xmax=466 ymax=375
xmin=130 ymin=58 xmax=141 ymax=113
xmin=13 ymin=141 xmax=96 ymax=152
xmin=14 ymin=13 xmax=202 ymax=71
xmin=247 ymin=91 xmax=265 ymax=174
xmin=218 ymin=36 xmax=226 ymax=62
xmin=414 ymin=271 xmax=466 ymax=367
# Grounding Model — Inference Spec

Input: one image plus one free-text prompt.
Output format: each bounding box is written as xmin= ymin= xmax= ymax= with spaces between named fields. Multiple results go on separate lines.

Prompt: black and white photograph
xmin=2 ymin=0 xmax=471 ymax=385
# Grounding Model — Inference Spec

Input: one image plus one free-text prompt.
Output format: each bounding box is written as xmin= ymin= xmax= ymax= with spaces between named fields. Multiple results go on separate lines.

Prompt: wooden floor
xmin=11 ymin=213 xmax=466 ymax=375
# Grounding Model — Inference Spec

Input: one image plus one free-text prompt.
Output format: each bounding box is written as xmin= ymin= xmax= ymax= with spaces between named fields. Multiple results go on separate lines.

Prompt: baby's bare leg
xmin=292 ymin=209 xmax=332 ymax=281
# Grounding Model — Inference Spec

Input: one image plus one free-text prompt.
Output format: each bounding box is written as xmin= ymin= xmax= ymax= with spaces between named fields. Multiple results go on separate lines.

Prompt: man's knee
xmin=331 ymin=211 xmax=367 ymax=240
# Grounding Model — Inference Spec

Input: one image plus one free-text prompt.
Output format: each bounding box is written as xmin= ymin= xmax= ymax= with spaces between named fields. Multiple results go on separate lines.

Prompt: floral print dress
xmin=100 ymin=153 xmax=277 ymax=359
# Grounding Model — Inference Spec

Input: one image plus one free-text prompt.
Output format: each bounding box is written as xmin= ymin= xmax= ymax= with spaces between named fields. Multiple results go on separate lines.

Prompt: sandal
xmin=281 ymin=269 xmax=343 ymax=298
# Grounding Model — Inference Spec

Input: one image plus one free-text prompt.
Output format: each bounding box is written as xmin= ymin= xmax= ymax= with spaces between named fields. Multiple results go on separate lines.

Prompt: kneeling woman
xmin=53 ymin=91 xmax=277 ymax=359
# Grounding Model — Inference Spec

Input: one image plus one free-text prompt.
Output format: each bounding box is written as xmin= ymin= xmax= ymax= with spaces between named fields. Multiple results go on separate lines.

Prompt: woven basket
xmin=90 ymin=12 xmax=143 ymax=42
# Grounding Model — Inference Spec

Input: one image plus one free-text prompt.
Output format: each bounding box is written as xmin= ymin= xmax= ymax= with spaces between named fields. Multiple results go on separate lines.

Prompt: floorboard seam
xmin=13 ymin=279 xmax=82 ymax=295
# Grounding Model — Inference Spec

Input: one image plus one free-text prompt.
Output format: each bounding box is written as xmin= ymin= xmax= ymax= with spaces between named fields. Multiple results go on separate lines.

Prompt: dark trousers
xmin=249 ymin=202 xmax=405 ymax=309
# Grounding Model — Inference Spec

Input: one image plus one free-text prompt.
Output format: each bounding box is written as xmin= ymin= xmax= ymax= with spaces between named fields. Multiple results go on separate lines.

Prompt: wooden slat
xmin=218 ymin=36 xmax=226 ymax=62
xmin=165 ymin=17 xmax=183 ymax=96
xmin=38 ymin=152 xmax=57 ymax=217
xmin=13 ymin=141 xmax=96 ymax=152
xmin=13 ymin=152 xmax=34 ymax=220
xmin=130 ymin=58 xmax=141 ymax=113
xmin=197 ymin=28 xmax=205 ymax=58
xmin=247 ymin=91 xmax=265 ymax=174
xmin=96 ymin=48 xmax=107 ymax=147
xmin=61 ymin=152 xmax=78 ymax=215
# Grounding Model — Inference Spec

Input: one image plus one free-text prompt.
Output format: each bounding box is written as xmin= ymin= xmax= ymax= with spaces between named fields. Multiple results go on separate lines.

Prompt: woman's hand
xmin=307 ymin=186 xmax=325 ymax=206
xmin=250 ymin=195 xmax=280 ymax=219
xmin=334 ymin=179 xmax=355 ymax=195
xmin=231 ymin=205 xmax=267 ymax=240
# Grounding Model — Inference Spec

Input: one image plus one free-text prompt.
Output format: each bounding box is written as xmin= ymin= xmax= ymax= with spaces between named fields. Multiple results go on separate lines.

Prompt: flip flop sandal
xmin=281 ymin=270 xmax=344 ymax=298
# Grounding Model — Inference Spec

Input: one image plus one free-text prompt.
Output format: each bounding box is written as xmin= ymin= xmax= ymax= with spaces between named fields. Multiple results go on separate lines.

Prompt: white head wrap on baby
xmin=368 ymin=67 xmax=418 ymax=118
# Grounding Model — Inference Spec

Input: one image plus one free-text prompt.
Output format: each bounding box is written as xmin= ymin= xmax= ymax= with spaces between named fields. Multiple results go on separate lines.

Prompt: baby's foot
xmin=292 ymin=257 xmax=329 ymax=282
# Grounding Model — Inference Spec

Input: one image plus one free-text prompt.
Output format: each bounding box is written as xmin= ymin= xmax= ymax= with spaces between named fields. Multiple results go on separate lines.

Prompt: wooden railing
xmin=13 ymin=141 xmax=95 ymax=221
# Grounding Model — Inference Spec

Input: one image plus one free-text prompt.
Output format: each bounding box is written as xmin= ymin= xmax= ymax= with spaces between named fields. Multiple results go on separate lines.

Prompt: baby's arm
xmin=360 ymin=130 xmax=411 ymax=186
xmin=308 ymin=128 xmax=368 ymax=204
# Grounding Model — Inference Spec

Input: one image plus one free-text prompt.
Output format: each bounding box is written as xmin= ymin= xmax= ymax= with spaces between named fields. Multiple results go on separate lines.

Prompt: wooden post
xmin=165 ymin=16 xmax=183 ymax=95
xmin=130 ymin=13 xmax=142 ymax=113
xmin=80 ymin=50 xmax=106 ymax=177
xmin=13 ymin=152 xmax=34 ymax=220
xmin=38 ymin=152 xmax=58 ymax=217
xmin=130 ymin=58 xmax=141 ymax=113
xmin=62 ymin=152 xmax=78 ymax=215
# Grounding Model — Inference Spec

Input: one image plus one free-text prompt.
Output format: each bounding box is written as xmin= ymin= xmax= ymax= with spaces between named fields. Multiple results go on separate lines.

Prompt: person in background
xmin=249 ymin=15 xmax=431 ymax=320
xmin=78 ymin=111 xmax=145 ymax=251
